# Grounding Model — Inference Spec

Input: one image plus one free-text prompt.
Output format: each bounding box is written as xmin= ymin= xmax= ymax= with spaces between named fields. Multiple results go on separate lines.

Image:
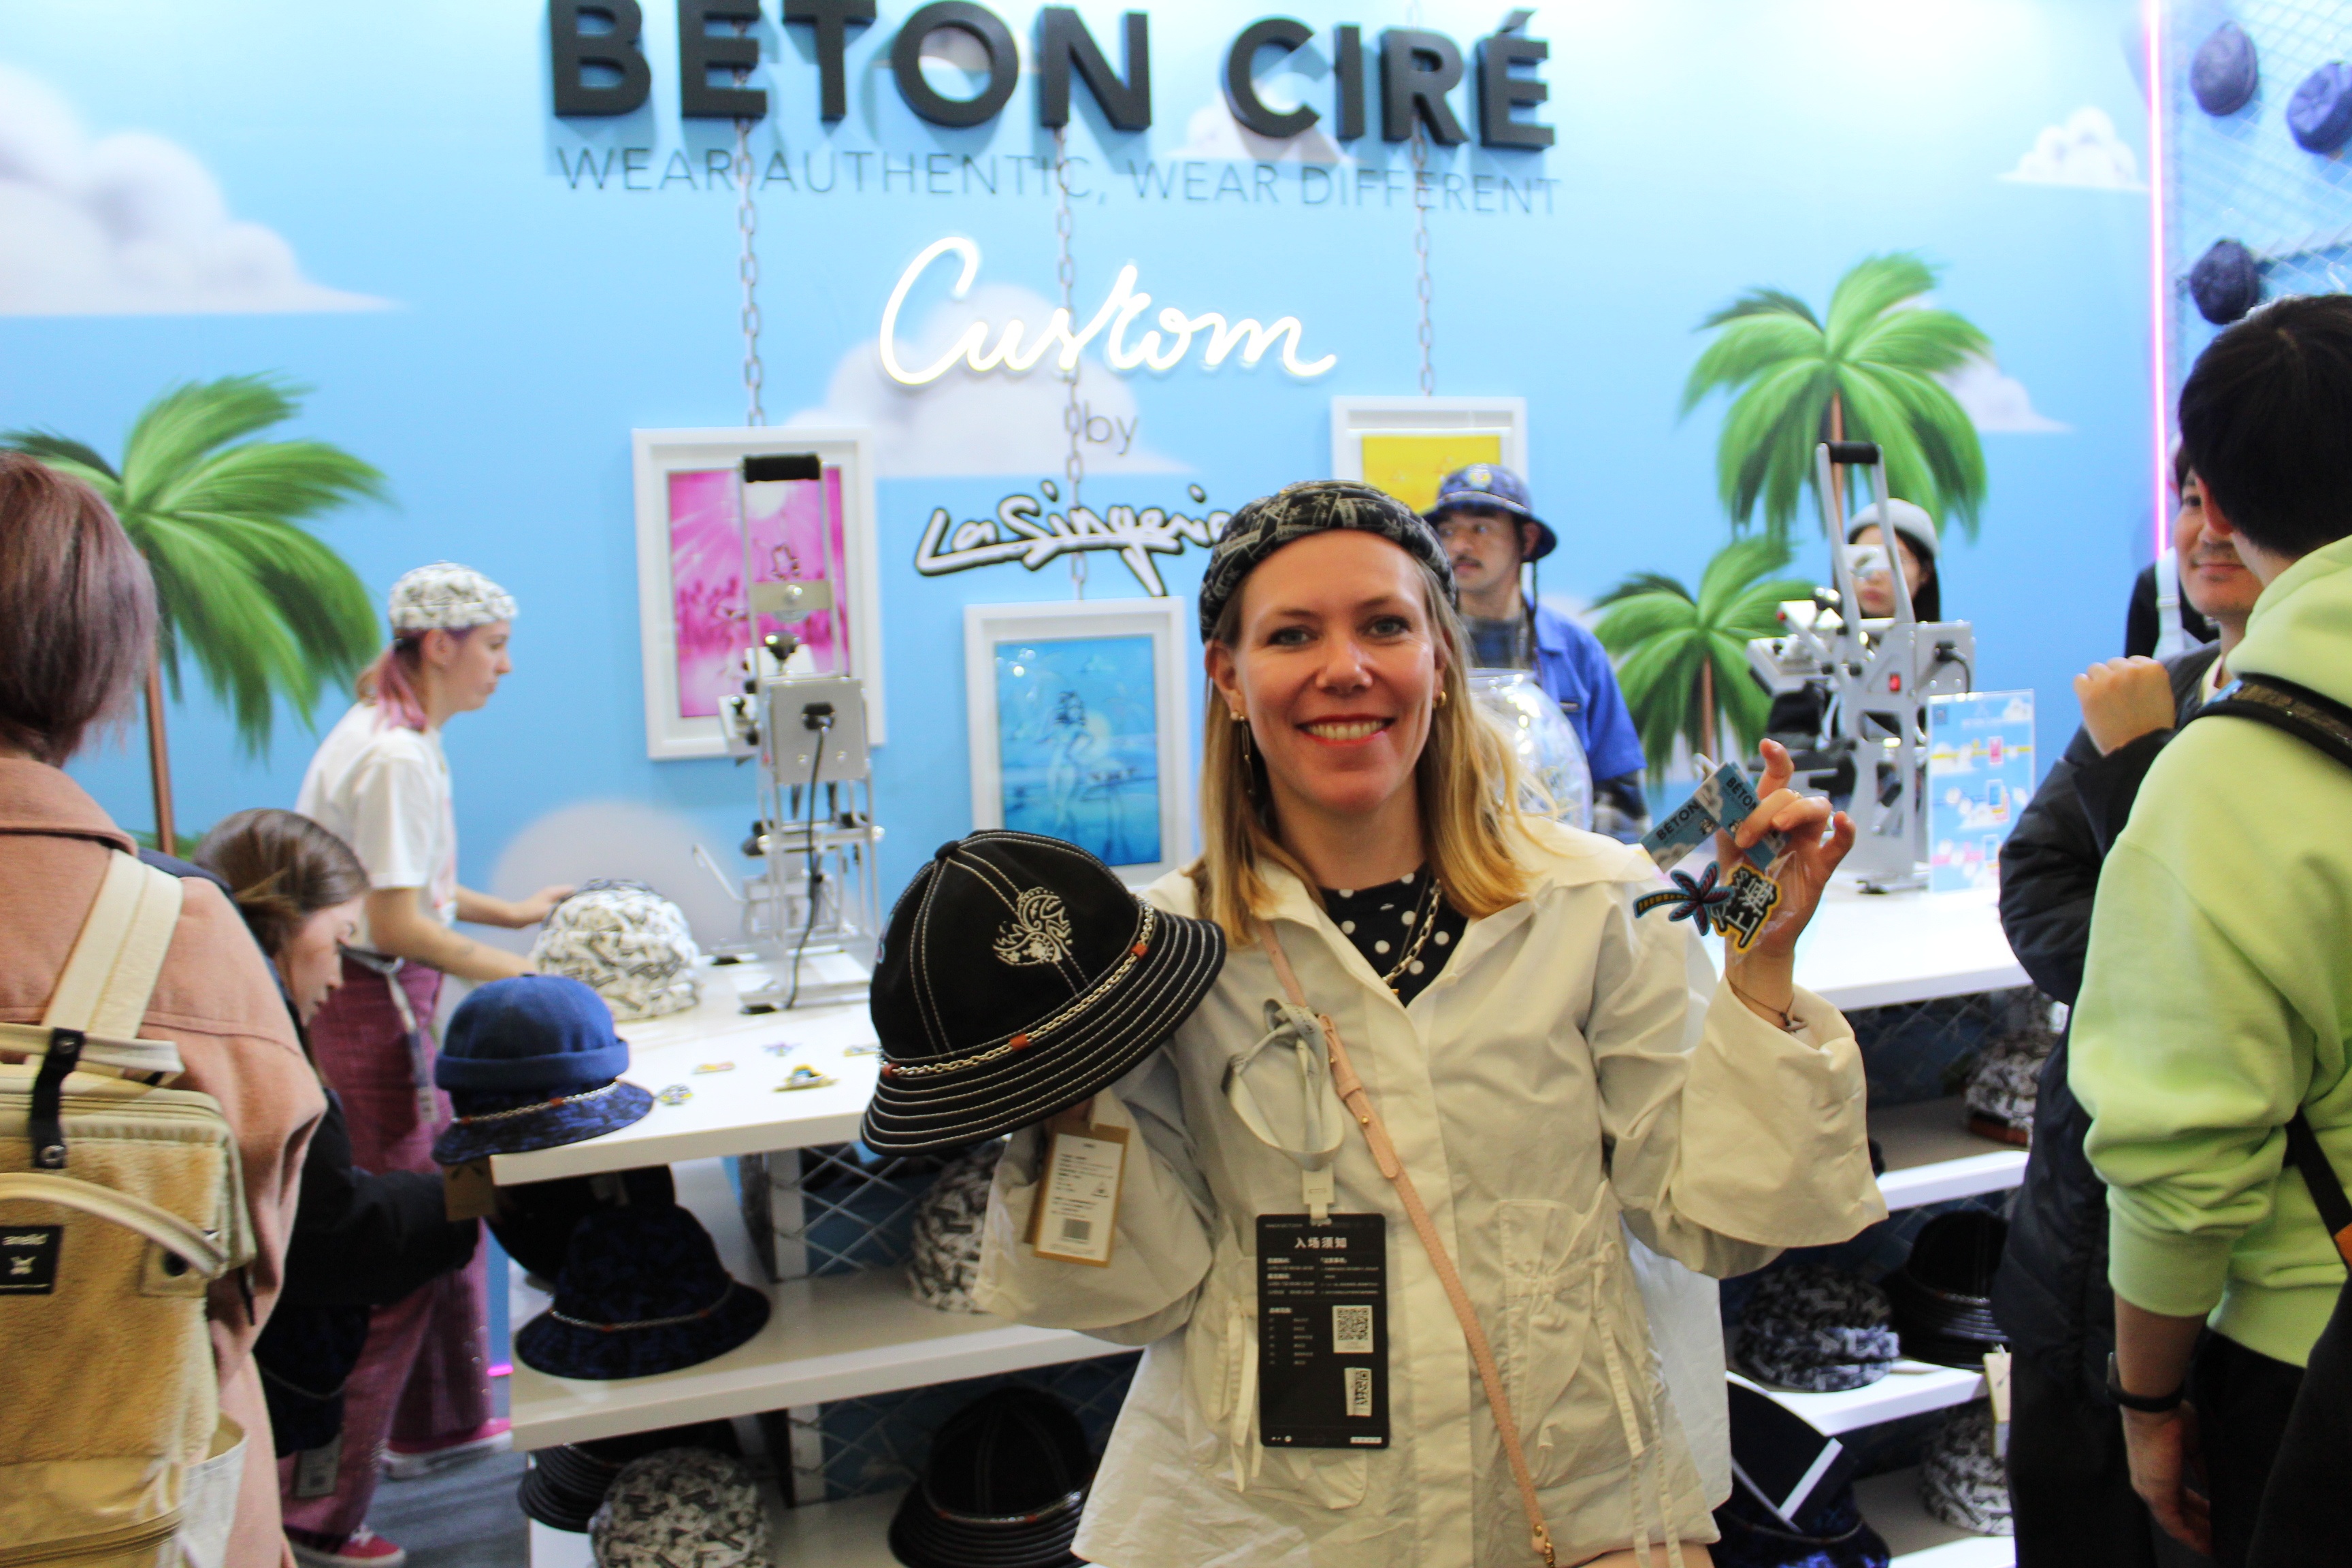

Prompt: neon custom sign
xmin=879 ymin=236 xmax=1338 ymax=385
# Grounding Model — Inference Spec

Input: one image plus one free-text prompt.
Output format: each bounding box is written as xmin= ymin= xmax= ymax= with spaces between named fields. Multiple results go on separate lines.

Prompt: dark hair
xmin=2178 ymin=294 xmax=2352 ymax=558
xmin=0 ymin=453 xmax=159 ymax=763
xmin=194 ymin=808 xmax=370 ymax=959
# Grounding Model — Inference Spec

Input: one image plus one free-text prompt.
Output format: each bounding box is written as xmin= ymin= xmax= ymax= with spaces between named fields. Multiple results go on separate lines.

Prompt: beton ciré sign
xmin=879 ymin=235 xmax=1337 ymax=385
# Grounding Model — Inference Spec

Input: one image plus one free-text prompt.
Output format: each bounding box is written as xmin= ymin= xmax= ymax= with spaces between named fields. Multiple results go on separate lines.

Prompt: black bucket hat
xmin=491 ymin=1164 xmax=676 ymax=1282
xmin=1196 ymin=479 xmax=1455 ymax=641
xmin=431 ymin=975 xmax=653 ymax=1165
xmin=514 ymin=1204 xmax=770 ymax=1381
xmin=887 ymin=1387 xmax=1094 ymax=1568
xmin=861 ymin=832 xmax=1225 ymax=1154
xmin=1888 ymin=1210 xmax=2008 ymax=1368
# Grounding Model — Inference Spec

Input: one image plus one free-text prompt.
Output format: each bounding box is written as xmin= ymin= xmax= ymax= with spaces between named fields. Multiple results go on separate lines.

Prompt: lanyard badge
xmin=1635 ymin=760 xmax=1786 ymax=953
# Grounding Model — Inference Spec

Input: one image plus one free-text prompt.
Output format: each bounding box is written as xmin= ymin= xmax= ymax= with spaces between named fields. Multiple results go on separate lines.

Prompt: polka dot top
xmin=1318 ymin=868 xmax=1469 ymax=1006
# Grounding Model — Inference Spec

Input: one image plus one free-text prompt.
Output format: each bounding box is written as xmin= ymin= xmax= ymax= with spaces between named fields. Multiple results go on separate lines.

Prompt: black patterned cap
xmin=862 ymin=831 xmax=1226 ymax=1153
xmin=1196 ymin=480 xmax=1456 ymax=642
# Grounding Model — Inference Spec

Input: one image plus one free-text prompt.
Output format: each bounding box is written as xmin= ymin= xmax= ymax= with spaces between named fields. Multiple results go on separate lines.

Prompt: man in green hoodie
xmin=2074 ymin=292 xmax=2352 ymax=1568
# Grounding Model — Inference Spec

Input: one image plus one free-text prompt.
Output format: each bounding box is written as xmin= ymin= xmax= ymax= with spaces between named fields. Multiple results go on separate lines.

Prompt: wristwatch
xmin=2106 ymin=1352 xmax=2186 ymax=1414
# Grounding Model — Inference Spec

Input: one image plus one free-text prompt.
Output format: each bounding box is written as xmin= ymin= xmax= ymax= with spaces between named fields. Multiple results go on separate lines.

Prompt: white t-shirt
xmin=297 ymin=702 xmax=459 ymax=948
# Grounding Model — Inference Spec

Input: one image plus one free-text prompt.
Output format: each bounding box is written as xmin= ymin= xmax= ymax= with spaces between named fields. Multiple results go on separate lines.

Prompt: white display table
xmin=513 ymin=879 xmax=2032 ymax=1566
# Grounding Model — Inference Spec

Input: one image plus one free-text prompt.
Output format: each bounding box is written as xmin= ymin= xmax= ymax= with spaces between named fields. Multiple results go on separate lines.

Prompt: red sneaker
xmin=380 ymin=1418 xmax=512 ymax=1481
xmin=287 ymin=1525 xmax=407 ymax=1567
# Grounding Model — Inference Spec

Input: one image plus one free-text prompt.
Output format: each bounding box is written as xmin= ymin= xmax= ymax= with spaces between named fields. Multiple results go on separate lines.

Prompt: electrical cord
xmin=785 ymin=707 xmax=832 ymax=1009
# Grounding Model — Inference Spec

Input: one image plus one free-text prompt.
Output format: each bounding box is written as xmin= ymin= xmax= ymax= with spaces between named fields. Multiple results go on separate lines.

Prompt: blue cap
xmin=1425 ymin=464 xmax=1556 ymax=561
xmin=436 ymin=975 xmax=629 ymax=1093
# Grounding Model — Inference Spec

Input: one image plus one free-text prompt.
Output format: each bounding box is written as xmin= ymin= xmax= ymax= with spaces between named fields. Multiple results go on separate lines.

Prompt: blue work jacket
xmin=1532 ymin=602 xmax=1646 ymax=783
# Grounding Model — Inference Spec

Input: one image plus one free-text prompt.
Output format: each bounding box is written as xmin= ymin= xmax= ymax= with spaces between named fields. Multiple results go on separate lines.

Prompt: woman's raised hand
xmin=1715 ymin=739 xmax=1853 ymax=1015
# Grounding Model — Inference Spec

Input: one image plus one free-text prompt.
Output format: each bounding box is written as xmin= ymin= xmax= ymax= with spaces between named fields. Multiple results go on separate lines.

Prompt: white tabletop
xmin=491 ymin=877 xmax=2025 ymax=1183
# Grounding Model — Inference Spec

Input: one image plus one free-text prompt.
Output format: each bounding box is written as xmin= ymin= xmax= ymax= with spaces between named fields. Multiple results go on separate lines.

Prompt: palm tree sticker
xmin=1681 ymin=252 xmax=1989 ymax=544
xmin=6 ymin=375 xmax=385 ymax=850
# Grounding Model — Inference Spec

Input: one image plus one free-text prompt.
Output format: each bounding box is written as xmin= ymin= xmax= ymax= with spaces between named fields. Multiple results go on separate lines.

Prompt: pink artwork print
xmin=669 ymin=466 xmax=850 ymax=718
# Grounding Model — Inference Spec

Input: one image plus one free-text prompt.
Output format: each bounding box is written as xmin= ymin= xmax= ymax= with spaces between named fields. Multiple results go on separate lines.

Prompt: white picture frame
xmin=965 ymin=598 xmax=1194 ymax=886
xmin=1329 ymin=395 xmax=1529 ymax=511
xmin=632 ymin=427 xmax=884 ymax=760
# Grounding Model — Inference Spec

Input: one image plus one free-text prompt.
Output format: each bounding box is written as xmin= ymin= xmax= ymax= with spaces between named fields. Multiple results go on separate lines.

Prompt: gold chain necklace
xmin=1375 ymin=872 xmax=1443 ymax=992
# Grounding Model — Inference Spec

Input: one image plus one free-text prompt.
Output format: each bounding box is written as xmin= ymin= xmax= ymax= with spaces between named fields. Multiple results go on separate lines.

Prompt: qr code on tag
xmin=1059 ymin=1216 xmax=1092 ymax=1243
xmin=1333 ymin=1305 xmax=1373 ymax=1354
xmin=1345 ymin=1366 xmax=1373 ymax=1418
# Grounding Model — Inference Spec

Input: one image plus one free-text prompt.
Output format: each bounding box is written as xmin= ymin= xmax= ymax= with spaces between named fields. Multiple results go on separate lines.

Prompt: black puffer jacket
xmin=1990 ymin=647 xmax=2217 ymax=1392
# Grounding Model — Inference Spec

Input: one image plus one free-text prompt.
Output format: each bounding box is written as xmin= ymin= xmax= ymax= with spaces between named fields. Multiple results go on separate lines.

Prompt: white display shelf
xmin=1733 ymin=1362 xmax=1986 ymax=1437
xmin=1794 ymin=881 xmax=2025 ymax=1013
xmin=507 ymin=1160 xmax=1128 ymax=1452
xmin=1857 ymin=1467 xmax=2015 ymax=1565
xmin=1873 ymin=1096 xmax=2028 ymax=1210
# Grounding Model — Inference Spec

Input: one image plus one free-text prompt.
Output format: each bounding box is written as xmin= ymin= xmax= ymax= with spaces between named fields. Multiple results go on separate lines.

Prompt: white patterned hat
xmin=532 ymin=881 xmax=704 ymax=1022
xmin=906 ymin=1141 xmax=1004 ymax=1315
xmin=589 ymin=1449 xmax=768 ymax=1568
xmin=1919 ymin=1404 xmax=2013 ymax=1536
xmin=389 ymin=561 xmax=519 ymax=632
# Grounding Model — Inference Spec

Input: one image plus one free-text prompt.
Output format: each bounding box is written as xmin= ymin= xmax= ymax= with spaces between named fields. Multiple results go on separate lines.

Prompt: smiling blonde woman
xmin=978 ymin=481 xmax=1884 ymax=1568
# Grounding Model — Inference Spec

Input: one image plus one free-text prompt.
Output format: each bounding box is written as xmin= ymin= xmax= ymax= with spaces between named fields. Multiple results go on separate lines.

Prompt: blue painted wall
xmin=0 ymin=0 xmax=2150 ymax=926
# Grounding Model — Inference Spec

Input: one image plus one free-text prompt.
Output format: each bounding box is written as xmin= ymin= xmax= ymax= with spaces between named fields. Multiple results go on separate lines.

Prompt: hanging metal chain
xmin=1054 ymin=127 xmax=1087 ymax=598
xmin=1411 ymin=127 xmax=1435 ymax=397
xmin=734 ymin=24 xmax=765 ymax=427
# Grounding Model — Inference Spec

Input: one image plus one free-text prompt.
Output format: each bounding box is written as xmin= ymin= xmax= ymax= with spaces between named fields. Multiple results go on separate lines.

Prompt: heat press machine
xmin=698 ymin=453 xmax=883 ymax=1008
xmin=1745 ymin=440 xmax=1974 ymax=890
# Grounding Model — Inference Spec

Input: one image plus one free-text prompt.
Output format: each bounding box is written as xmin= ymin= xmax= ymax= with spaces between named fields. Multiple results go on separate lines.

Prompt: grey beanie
xmin=1919 ymin=1405 xmax=2013 ymax=1536
xmin=1734 ymin=1264 xmax=1901 ymax=1392
xmin=589 ymin=1449 xmax=768 ymax=1567
xmin=1197 ymin=480 xmax=1455 ymax=641
xmin=906 ymin=1141 xmax=1004 ymax=1315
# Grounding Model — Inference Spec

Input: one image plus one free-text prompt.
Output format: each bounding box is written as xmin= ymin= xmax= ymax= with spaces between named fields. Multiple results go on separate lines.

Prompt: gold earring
xmin=1435 ymin=688 xmax=1449 ymax=708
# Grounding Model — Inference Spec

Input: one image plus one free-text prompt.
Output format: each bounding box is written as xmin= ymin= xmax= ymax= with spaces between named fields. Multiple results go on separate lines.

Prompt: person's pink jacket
xmin=0 ymin=760 xmax=325 ymax=1568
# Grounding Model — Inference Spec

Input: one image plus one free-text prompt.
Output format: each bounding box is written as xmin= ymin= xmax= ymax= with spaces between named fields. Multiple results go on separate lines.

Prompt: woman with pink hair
xmin=284 ymin=563 xmax=568 ymax=1568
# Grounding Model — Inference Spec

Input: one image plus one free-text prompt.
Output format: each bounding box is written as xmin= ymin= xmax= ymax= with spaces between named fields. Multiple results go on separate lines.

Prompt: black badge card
xmin=1257 ymin=1213 xmax=1389 ymax=1448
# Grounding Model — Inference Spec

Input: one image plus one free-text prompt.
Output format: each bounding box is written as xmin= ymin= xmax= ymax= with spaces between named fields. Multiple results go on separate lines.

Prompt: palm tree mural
xmin=6 ymin=376 xmax=385 ymax=850
xmin=1592 ymin=536 xmax=1811 ymax=777
xmin=1681 ymin=252 xmax=1989 ymax=544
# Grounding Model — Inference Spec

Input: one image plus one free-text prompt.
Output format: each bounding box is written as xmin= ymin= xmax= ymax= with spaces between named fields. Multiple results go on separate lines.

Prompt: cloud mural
xmin=785 ymin=280 xmax=1185 ymax=478
xmin=2001 ymin=105 xmax=2145 ymax=191
xmin=1164 ymin=99 xmax=1343 ymax=164
xmin=1938 ymin=355 xmax=2068 ymax=434
xmin=0 ymin=62 xmax=383 ymax=315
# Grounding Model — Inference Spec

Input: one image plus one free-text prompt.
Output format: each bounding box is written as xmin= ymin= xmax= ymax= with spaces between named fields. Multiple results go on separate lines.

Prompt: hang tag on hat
xmin=1257 ymin=1213 xmax=1388 ymax=1449
xmin=1026 ymin=1106 xmax=1128 ymax=1267
xmin=442 ymin=1159 xmax=498 ymax=1222
xmin=1983 ymin=1349 xmax=2012 ymax=1459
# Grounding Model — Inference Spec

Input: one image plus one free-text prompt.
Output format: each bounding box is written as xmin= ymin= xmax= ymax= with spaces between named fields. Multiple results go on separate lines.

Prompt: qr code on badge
xmin=1333 ymin=1304 xmax=1373 ymax=1354
xmin=1345 ymin=1366 xmax=1373 ymax=1418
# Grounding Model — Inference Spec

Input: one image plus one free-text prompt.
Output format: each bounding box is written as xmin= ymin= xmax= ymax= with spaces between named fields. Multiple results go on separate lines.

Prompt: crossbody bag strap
xmin=1258 ymin=927 xmax=1560 ymax=1568
xmin=2193 ymin=676 xmax=2352 ymax=1270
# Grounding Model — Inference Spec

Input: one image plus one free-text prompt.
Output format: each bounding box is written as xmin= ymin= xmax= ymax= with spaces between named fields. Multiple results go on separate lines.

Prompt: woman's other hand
xmin=1716 ymin=739 xmax=1853 ymax=1017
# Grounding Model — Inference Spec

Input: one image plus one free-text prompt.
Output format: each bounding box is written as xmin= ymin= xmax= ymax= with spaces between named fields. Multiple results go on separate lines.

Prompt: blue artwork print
xmin=995 ymin=635 xmax=1161 ymax=868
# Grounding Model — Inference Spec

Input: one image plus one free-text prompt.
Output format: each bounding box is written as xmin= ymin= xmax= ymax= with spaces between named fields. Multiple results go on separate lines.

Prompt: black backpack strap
xmin=2193 ymin=672 xmax=2352 ymax=772
xmin=2193 ymin=675 xmax=2352 ymax=1269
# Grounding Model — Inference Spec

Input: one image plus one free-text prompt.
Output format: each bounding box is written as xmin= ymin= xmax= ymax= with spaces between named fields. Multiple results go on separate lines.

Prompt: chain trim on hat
xmin=449 ymin=1080 xmax=623 ymax=1126
xmin=547 ymin=1283 xmax=740 ymax=1334
xmin=921 ymin=1484 xmax=1090 ymax=1529
xmin=881 ymin=906 xmax=1158 ymax=1081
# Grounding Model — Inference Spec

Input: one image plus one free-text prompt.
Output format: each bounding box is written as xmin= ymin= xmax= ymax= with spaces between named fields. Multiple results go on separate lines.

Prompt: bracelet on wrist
xmin=2105 ymin=1352 xmax=2186 ymax=1414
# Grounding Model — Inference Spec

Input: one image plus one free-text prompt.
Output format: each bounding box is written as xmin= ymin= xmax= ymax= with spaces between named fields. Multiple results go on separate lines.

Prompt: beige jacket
xmin=0 ymin=760 xmax=324 ymax=1568
xmin=977 ymin=823 xmax=1884 ymax=1567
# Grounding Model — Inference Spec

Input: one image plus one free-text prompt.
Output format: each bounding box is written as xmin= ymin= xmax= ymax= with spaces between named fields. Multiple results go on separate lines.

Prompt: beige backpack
xmin=0 ymin=850 xmax=257 ymax=1568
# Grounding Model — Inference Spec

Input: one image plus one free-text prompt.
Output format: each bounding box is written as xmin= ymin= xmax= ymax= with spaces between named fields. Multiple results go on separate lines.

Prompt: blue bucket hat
xmin=431 ymin=975 xmax=653 ymax=1164
xmin=1425 ymin=463 xmax=1556 ymax=561
xmin=514 ymin=1204 xmax=772 ymax=1381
